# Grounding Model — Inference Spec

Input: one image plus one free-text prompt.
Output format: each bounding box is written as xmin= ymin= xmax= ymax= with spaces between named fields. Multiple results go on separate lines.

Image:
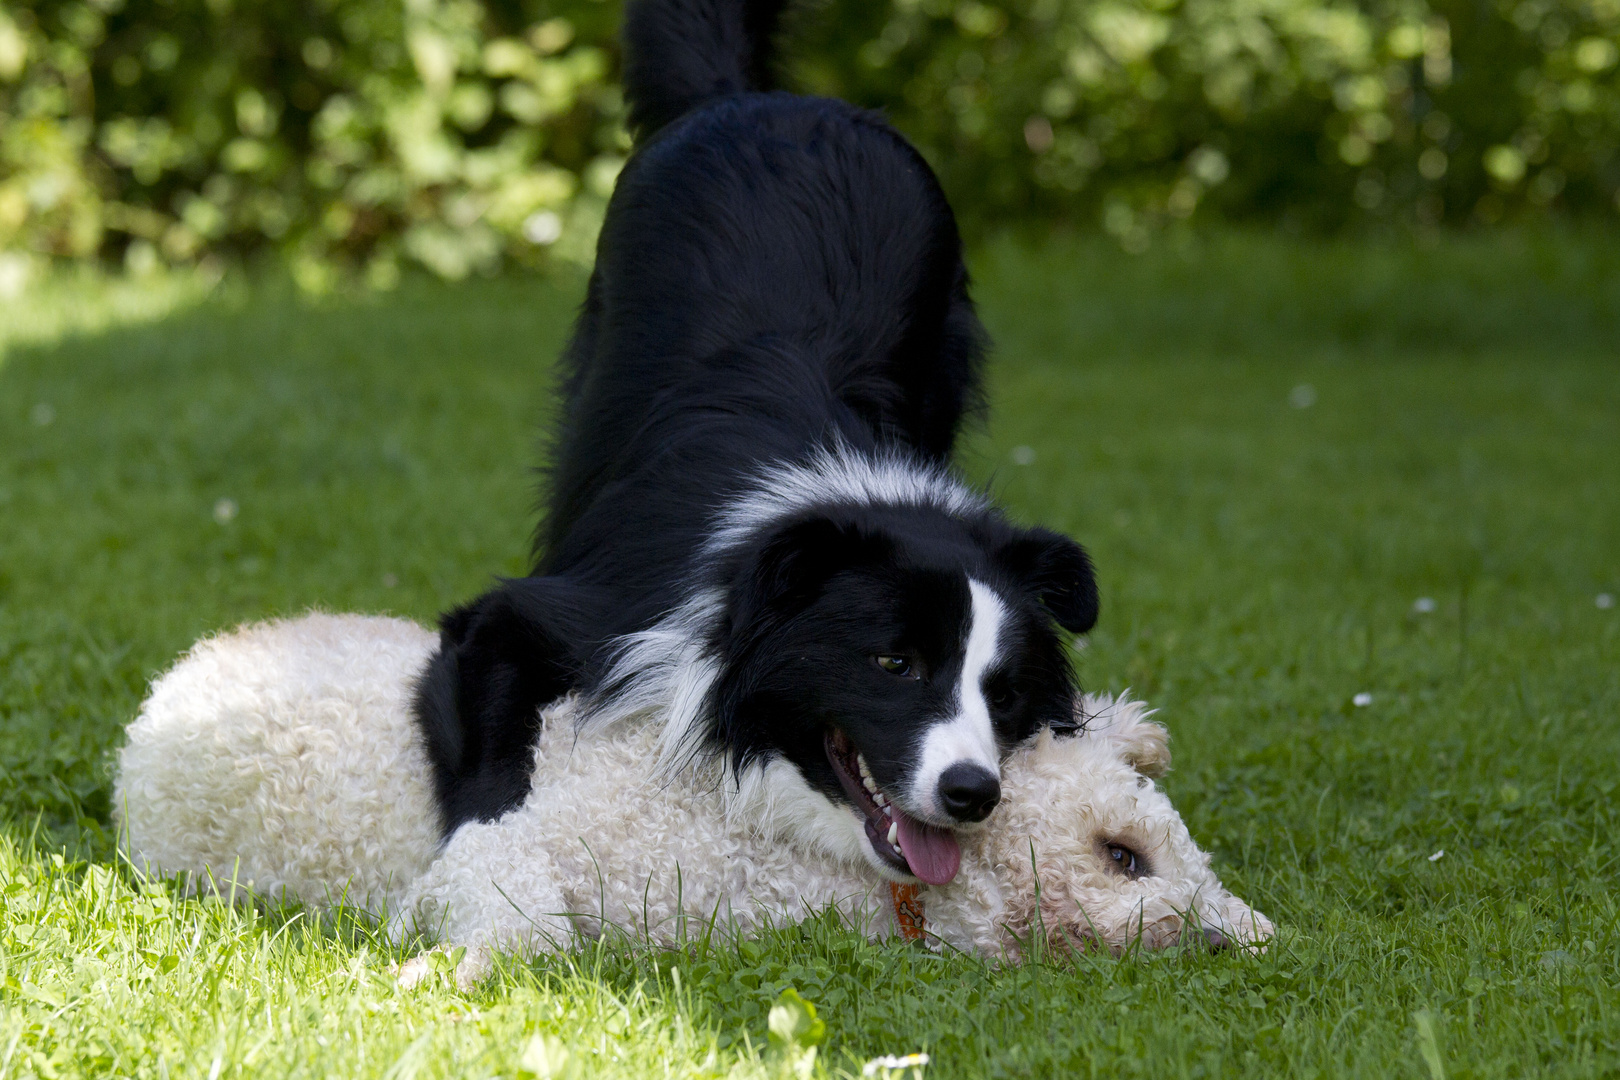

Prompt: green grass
xmin=2 ymin=230 xmax=1618 ymax=1078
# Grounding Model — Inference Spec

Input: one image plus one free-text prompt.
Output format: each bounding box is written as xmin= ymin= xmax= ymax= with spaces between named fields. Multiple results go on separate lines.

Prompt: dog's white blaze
xmin=909 ymin=578 xmax=1006 ymax=819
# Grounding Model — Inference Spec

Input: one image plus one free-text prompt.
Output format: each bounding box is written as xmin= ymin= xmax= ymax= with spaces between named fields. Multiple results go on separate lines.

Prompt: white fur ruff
xmin=115 ymin=614 xmax=1273 ymax=981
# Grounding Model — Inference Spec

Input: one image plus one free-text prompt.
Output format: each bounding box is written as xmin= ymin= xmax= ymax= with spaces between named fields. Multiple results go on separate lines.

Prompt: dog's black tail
xmin=621 ymin=0 xmax=791 ymax=141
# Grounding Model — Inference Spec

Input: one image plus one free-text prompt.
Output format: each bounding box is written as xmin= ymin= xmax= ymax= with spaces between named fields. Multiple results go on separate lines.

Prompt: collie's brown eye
xmin=985 ymin=678 xmax=1019 ymax=710
xmin=874 ymin=655 xmax=915 ymax=677
xmin=1105 ymin=842 xmax=1146 ymax=878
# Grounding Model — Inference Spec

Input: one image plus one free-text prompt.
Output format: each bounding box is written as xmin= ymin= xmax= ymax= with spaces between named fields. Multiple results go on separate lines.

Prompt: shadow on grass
xmin=974 ymin=226 xmax=1620 ymax=360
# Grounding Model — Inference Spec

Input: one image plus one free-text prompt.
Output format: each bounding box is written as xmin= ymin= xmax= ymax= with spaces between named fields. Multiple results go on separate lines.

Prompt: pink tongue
xmin=895 ymin=811 xmax=961 ymax=885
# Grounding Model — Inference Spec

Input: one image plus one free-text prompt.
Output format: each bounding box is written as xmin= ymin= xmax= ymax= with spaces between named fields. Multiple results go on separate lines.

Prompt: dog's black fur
xmin=414 ymin=0 xmax=1099 ymax=871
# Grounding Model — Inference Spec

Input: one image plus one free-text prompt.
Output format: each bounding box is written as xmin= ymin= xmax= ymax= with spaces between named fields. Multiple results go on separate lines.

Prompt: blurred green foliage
xmin=0 ymin=0 xmax=626 ymax=286
xmin=797 ymin=0 xmax=1620 ymax=239
xmin=1 ymin=0 xmax=1617 ymax=282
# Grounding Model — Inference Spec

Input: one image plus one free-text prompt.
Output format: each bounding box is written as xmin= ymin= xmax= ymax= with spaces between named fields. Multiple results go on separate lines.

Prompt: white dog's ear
xmin=1116 ymin=720 xmax=1171 ymax=778
xmin=1082 ymin=695 xmax=1171 ymax=778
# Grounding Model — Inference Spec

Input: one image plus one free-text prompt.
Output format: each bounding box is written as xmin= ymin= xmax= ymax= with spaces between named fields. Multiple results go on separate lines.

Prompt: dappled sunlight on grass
xmin=0 ymin=830 xmax=797 ymax=1079
xmin=0 ymin=269 xmax=224 ymax=368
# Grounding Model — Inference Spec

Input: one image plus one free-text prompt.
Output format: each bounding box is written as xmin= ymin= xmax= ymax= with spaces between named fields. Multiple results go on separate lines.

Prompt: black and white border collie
xmin=412 ymin=0 xmax=1099 ymax=887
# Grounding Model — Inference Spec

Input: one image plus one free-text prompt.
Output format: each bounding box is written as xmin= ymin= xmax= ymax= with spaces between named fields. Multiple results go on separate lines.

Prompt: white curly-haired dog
xmin=115 ymin=614 xmax=1272 ymax=983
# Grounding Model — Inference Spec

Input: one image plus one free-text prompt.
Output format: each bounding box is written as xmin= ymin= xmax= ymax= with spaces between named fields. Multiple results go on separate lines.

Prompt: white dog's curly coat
xmin=115 ymin=614 xmax=1272 ymax=981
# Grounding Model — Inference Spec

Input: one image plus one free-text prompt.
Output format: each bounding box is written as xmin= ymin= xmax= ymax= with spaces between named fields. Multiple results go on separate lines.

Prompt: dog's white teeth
xmin=857 ymin=754 xmax=872 ymax=780
xmin=862 ymin=775 xmax=878 ymax=793
xmin=873 ymin=791 xmax=887 ymax=807
xmin=886 ymin=820 xmax=899 ymax=845
xmin=892 ymin=843 xmax=903 ymax=856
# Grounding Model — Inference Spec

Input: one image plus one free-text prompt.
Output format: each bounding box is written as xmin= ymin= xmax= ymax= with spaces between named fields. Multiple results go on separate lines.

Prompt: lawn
xmin=1 ymin=231 xmax=1618 ymax=1078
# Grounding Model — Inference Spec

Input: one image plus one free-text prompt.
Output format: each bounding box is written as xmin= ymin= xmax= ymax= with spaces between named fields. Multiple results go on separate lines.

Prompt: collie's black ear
xmin=729 ymin=516 xmax=889 ymax=640
xmin=996 ymin=527 xmax=1099 ymax=633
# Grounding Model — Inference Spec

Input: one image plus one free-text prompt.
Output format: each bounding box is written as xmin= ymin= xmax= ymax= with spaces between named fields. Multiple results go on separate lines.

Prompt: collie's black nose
xmin=939 ymin=763 xmax=1001 ymax=822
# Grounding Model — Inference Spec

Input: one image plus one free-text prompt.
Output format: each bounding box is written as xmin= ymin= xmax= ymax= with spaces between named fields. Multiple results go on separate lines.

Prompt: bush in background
xmin=798 ymin=0 xmax=1620 ymax=241
xmin=0 ymin=0 xmax=624 ymax=288
xmin=1 ymin=0 xmax=1617 ymax=285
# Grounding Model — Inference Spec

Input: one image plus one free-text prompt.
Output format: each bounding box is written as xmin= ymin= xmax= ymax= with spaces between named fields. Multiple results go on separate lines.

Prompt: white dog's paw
xmin=454 ymin=945 xmax=494 ymax=988
xmin=392 ymin=949 xmax=440 ymax=990
xmin=392 ymin=944 xmax=493 ymax=989
xmin=1219 ymin=899 xmax=1275 ymax=950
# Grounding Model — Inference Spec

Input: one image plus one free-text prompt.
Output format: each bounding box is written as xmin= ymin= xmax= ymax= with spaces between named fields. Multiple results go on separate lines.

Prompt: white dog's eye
xmin=874 ymin=655 xmax=917 ymax=678
xmin=1105 ymin=843 xmax=1146 ymax=879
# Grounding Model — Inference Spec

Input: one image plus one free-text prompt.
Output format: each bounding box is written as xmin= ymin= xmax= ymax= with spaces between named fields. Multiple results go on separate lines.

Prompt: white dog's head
xmin=930 ymin=694 xmax=1273 ymax=958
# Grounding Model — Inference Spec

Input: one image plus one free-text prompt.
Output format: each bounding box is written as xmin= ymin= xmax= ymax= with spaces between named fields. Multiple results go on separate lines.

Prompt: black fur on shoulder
xmin=412 ymin=576 xmax=608 ymax=829
xmin=414 ymin=0 xmax=1097 ymax=880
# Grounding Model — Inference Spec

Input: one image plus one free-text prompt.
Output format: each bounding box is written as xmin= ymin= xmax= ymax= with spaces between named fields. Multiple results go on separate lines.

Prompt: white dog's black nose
xmin=938 ymin=763 xmax=1001 ymax=822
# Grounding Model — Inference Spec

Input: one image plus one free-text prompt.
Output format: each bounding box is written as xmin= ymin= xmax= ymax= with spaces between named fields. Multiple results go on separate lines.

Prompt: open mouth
xmin=824 ymin=729 xmax=961 ymax=885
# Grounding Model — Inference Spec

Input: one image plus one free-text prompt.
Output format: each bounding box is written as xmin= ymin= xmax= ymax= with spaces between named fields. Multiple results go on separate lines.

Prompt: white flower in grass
xmin=0 ymin=252 xmax=32 ymax=299
xmin=1412 ymin=597 xmax=1436 ymax=614
xmin=522 ymin=210 xmax=563 ymax=245
xmin=864 ymin=1053 xmax=930 ymax=1077
xmin=1598 ymin=593 xmax=1615 ymax=610
xmin=1353 ymin=692 xmax=1373 ymax=707
xmin=1428 ymin=849 xmax=1444 ymax=862
xmin=213 ymin=498 xmax=238 ymax=524
xmin=519 ymin=1034 xmax=570 ymax=1078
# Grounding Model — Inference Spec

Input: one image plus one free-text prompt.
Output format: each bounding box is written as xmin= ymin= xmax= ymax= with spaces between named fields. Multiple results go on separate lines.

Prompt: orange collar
xmin=889 ymin=882 xmax=926 ymax=942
